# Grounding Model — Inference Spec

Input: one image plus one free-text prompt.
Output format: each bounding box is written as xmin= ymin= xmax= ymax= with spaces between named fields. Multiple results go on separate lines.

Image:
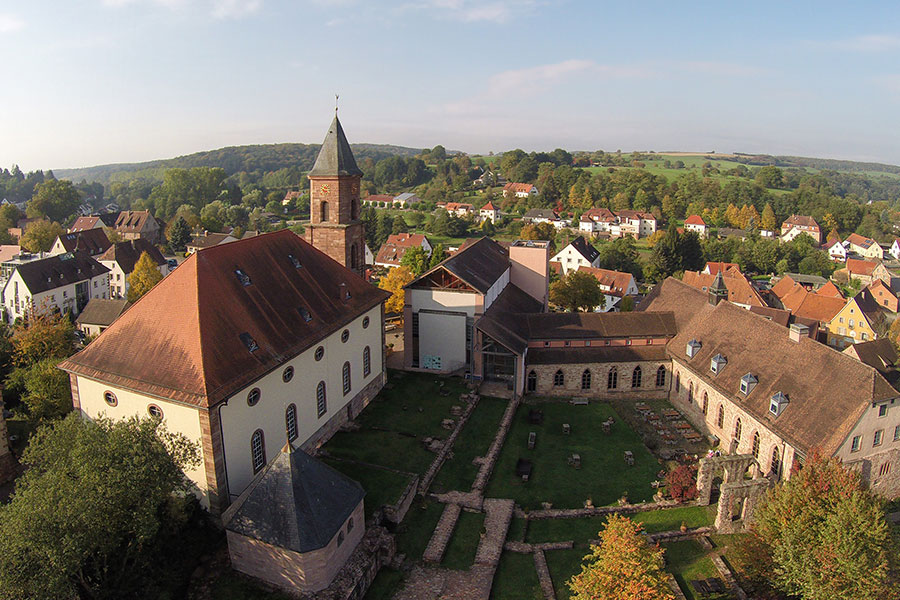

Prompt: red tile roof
xmin=577 ymin=266 xmax=635 ymax=297
xmin=99 ymin=239 xmax=167 ymax=274
xmin=580 ymin=207 xmax=617 ymax=223
xmin=847 ymin=258 xmax=878 ymax=277
xmin=681 ymin=270 xmax=765 ymax=307
xmin=69 ymin=216 xmax=101 ymax=232
xmin=481 ymin=201 xmax=499 ymax=211
xmin=503 ymin=183 xmax=535 ymax=194
xmin=704 ymin=262 xmax=738 ymax=276
xmin=59 ymin=231 xmax=389 ymax=408
xmin=115 ymin=210 xmax=154 ymax=234
xmin=781 ymin=215 xmax=820 ymax=231
xmin=684 ymin=215 xmax=706 ymax=226
xmin=55 ymin=229 xmax=112 ymax=256
xmin=374 ymin=233 xmax=428 ymax=266
xmin=845 ymin=233 xmax=876 ymax=249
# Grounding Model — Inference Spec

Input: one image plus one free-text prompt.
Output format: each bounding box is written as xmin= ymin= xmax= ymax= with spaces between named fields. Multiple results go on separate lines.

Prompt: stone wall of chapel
xmin=670 ymin=358 xmax=797 ymax=480
xmin=526 ymin=361 xmax=670 ymax=400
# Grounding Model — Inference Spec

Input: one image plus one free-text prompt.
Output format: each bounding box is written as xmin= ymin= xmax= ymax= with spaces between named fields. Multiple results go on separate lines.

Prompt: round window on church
xmin=315 ymin=346 xmax=325 ymax=361
xmin=341 ymin=329 xmax=350 ymax=343
xmin=362 ymin=316 xmax=370 ymax=329
xmin=247 ymin=388 xmax=261 ymax=407
xmin=282 ymin=366 xmax=294 ymax=383
xmin=147 ymin=404 xmax=163 ymax=419
xmin=104 ymin=391 xmax=117 ymax=407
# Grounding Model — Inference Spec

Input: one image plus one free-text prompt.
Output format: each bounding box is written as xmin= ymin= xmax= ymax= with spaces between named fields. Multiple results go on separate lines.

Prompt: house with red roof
xmin=444 ymin=202 xmax=475 ymax=217
xmin=374 ymin=233 xmax=432 ymax=268
xmin=502 ymin=182 xmax=538 ymax=199
xmin=780 ymin=215 xmax=821 ymax=243
xmin=702 ymin=262 xmax=738 ymax=276
xmin=684 ymin=215 xmax=708 ymax=239
xmin=480 ymin=201 xmax=501 ymax=224
xmin=845 ymin=233 xmax=884 ymax=260
xmin=578 ymin=266 xmax=638 ymax=312
xmin=846 ymin=258 xmax=892 ymax=287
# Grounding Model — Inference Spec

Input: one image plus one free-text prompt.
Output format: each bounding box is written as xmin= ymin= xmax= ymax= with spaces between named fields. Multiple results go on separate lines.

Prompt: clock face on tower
xmin=320 ymin=184 xmax=330 ymax=194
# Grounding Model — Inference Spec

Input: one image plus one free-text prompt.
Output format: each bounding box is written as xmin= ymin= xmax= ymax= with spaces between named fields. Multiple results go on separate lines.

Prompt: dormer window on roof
xmin=288 ymin=254 xmax=302 ymax=269
xmin=710 ymin=354 xmax=727 ymax=375
xmin=235 ymin=269 xmax=251 ymax=286
xmin=686 ymin=339 xmax=702 ymax=358
xmin=740 ymin=373 xmax=758 ymax=395
xmin=239 ymin=332 xmax=259 ymax=353
xmin=298 ymin=306 xmax=312 ymax=323
xmin=770 ymin=392 xmax=789 ymax=417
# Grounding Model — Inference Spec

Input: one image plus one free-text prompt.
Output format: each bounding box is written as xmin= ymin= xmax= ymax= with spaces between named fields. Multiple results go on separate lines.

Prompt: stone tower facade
xmin=305 ymin=115 xmax=366 ymax=274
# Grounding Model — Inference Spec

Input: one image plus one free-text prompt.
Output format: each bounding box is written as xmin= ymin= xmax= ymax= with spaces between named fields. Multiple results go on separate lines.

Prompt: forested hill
xmin=54 ymin=142 xmax=422 ymax=185
xmin=732 ymin=153 xmax=900 ymax=175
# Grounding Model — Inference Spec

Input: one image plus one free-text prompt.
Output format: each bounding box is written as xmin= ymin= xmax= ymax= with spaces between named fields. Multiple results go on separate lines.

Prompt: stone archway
xmin=696 ymin=453 xmax=771 ymax=534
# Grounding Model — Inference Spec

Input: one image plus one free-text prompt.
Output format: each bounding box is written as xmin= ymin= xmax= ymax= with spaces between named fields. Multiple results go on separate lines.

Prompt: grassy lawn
xmin=323 ymin=429 xmax=435 ymax=474
xmin=442 ymin=510 xmax=485 ymax=570
xmin=395 ymin=499 xmax=446 ymax=560
xmin=545 ymin=547 xmax=587 ymax=599
xmin=364 ymin=569 xmax=405 ymax=600
xmin=507 ymin=517 xmax=527 ymax=542
xmin=663 ymin=540 xmax=728 ymax=600
xmin=490 ymin=552 xmax=543 ymax=600
xmin=433 ymin=396 xmax=508 ymax=492
xmin=525 ymin=505 xmax=714 ymax=544
xmin=322 ymin=459 xmax=413 ymax=519
xmin=210 ymin=572 xmax=295 ymax=600
xmin=485 ymin=401 xmax=659 ymax=509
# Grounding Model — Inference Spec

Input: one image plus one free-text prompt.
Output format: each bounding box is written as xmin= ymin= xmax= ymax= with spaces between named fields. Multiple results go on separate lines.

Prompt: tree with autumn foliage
xmin=568 ymin=514 xmax=675 ymax=600
xmin=379 ymin=266 xmax=414 ymax=317
xmin=127 ymin=252 xmax=164 ymax=302
xmin=737 ymin=453 xmax=899 ymax=599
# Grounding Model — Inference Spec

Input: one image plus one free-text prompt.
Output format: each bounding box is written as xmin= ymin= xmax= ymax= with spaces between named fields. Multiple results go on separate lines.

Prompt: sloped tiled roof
xmin=503 ymin=182 xmax=535 ymax=193
xmin=188 ymin=233 xmax=233 ymax=249
xmin=115 ymin=210 xmax=154 ymax=234
xmin=782 ymin=215 xmax=820 ymax=230
xmin=481 ymin=201 xmax=499 ymax=211
xmin=681 ymin=270 xmax=765 ymax=307
xmin=577 ymin=266 xmax=634 ymax=297
xmin=69 ymin=216 xmax=100 ymax=232
xmin=637 ymin=277 xmax=715 ymax=331
xmin=407 ymin=237 xmax=509 ymax=294
xmin=223 ymin=443 xmax=364 ymax=553
xmin=846 ymin=233 xmax=876 ymax=249
xmin=704 ymin=262 xmax=738 ymax=276
xmin=374 ymin=233 xmax=428 ymax=266
xmin=523 ymin=208 xmax=559 ymax=220
xmin=55 ymin=229 xmax=112 ymax=256
xmin=16 ymin=251 xmax=109 ymax=294
xmin=307 ymin=115 xmax=363 ymax=177
xmin=580 ymin=207 xmax=616 ymax=223
xmin=75 ymin=298 xmax=130 ymax=327
xmin=847 ymin=258 xmax=879 ymax=277
xmin=684 ymin=215 xmax=706 ymax=226
xmin=568 ymin=237 xmax=600 ymax=263
xmin=667 ymin=297 xmax=897 ymax=454
xmin=59 ymin=231 xmax=390 ymax=408
xmin=816 ymin=281 xmax=844 ymax=298
xmin=99 ymin=239 xmax=167 ymax=274
xmin=525 ymin=311 xmax=677 ymax=340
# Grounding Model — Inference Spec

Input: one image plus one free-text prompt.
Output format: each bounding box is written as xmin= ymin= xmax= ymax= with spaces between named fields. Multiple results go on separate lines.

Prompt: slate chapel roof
xmin=308 ymin=115 xmax=364 ymax=177
xmin=223 ymin=443 xmax=364 ymax=554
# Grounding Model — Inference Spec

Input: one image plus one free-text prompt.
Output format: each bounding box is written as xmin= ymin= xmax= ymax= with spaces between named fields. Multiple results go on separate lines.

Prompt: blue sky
xmin=2 ymin=1 xmax=899 ymax=170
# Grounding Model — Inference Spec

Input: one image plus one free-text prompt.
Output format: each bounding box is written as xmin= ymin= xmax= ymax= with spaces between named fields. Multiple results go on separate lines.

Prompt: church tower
xmin=305 ymin=115 xmax=366 ymax=274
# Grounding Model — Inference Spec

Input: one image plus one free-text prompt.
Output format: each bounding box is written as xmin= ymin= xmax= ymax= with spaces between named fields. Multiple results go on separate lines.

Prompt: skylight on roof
xmin=235 ymin=269 xmax=251 ymax=286
xmin=239 ymin=332 xmax=258 ymax=352
xmin=288 ymin=254 xmax=302 ymax=269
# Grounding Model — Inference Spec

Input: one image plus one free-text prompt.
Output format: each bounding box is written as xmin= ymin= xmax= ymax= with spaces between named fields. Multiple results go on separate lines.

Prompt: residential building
xmin=362 ymin=194 xmax=394 ymax=207
xmin=303 ymin=115 xmax=366 ymax=275
xmin=374 ymin=233 xmax=432 ymax=269
xmin=549 ymin=237 xmax=600 ymax=275
xmin=828 ymin=239 xmax=848 ymax=262
xmin=281 ymin=190 xmax=303 ymax=207
xmin=616 ymin=210 xmax=657 ymax=239
xmin=115 ymin=210 xmax=161 ymax=244
xmin=827 ymin=294 xmax=887 ymax=348
xmin=846 ymin=233 xmax=884 ymax=260
xmin=403 ymin=238 xmax=550 ymax=380
xmin=769 ymin=275 xmax=845 ymax=332
xmin=69 ymin=215 xmax=105 ymax=232
xmin=702 ymin=262 xmax=738 ymax=276
xmin=842 ymin=338 xmax=898 ymax=386
xmin=681 ymin=268 xmax=766 ymax=309
xmin=684 ymin=215 xmax=708 ymax=238
xmin=392 ymin=192 xmax=421 ymax=208
xmin=444 ymin=202 xmax=475 ymax=217
xmin=780 ymin=215 xmax=822 ymax=243
xmin=49 ymin=229 xmax=112 ymax=257
xmin=578 ymin=266 xmax=638 ymax=312
xmin=186 ymin=232 xmax=237 ymax=254
xmin=75 ymin=298 xmax=130 ymax=337
xmin=480 ymin=201 xmax=501 ymax=224
xmin=98 ymin=239 xmax=169 ymax=299
xmin=523 ymin=209 xmax=566 ymax=229
xmin=364 ymin=243 xmax=374 ymax=266
xmin=2 ymin=251 xmax=110 ymax=322
xmin=846 ymin=258 xmax=892 ymax=287
xmin=59 ymin=230 xmax=390 ymax=515
xmin=860 ymin=279 xmax=899 ymax=313
xmin=502 ymin=182 xmax=538 ymax=199
xmin=890 ymin=239 xmax=900 ymax=261
xmin=579 ymin=207 xmax=618 ymax=236
xmin=641 ymin=278 xmax=900 ymax=497
xmin=716 ymin=227 xmax=748 ymax=241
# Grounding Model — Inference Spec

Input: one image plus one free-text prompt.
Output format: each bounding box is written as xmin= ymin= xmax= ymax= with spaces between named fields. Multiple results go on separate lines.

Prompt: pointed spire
xmin=308 ymin=115 xmax=363 ymax=177
xmin=709 ymin=270 xmax=728 ymax=306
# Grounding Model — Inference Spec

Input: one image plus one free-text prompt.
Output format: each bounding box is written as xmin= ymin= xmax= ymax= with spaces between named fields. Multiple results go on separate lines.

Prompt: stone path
xmin=712 ymin=554 xmax=748 ymax=600
xmin=533 ymin=549 xmax=556 ymax=600
xmin=520 ymin=498 xmax=680 ymax=520
xmin=471 ymin=397 xmax=520 ymax=491
xmin=474 ymin=499 xmax=515 ymax=565
xmin=668 ymin=574 xmax=689 ymax=600
xmin=423 ymin=503 xmax=462 ymax=564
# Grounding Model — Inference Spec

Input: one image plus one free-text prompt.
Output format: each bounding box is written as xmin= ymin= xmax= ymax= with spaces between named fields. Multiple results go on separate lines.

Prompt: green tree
xmin=428 ymin=244 xmax=448 ymax=268
xmin=761 ymin=203 xmax=777 ymax=231
xmin=127 ymin=252 xmax=164 ymax=302
xmin=568 ymin=514 xmax=675 ymax=600
xmin=374 ymin=211 xmax=392 ymax=248
xmin=400 ymin=246 xmax=429 ymax=276
xmin=19 ymin=220 xmax=65 ymax=253
xmin=743 ymin=454 xmax=899 ymax=600
xmin=755 ymin=165 xmax=784 ymax=189
xmin=16 ymin=358 xmax=72 ymax=422
xmin=167 ymin=216 xmax=192 ymax=252
xmin=10 ymin=311 xmax=74 ymax=366
xmin=26 ymin=179 xmax=81 ymax=223
xmin=550 ymin=270 xmax=602 ymax=312
xmin=392 ymin=215 xmax=409 ymax=234
xmin=0 ymin=414 xmax=199 ymax=599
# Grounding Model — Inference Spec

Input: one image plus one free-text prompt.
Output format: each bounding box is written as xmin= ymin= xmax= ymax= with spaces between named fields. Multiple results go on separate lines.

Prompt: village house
xmin=186 ymin=232 xmax=238 ymax=254
xmin=75 ymin=298 xmax=130 ymax=337
xmin=374 ymin=233 xmax=432 ymax=269
xmin=842 ymin=338 xmax=899 ymax=386
xmin=523 ymin=208 xmax=567 ymax=229
xmin=641 ymin=278 xmax=900 ymax=497
xmin=826 ymin=294 xmax=887 ymax=348
xmin=1 ymin=251 xmax=110 ymax=322
xmin=115 ymin=210 xmax=161 ymax=245
xmin=49 ymin=229 xmax=113 ymax=258
xmin=502 ymin=182 xmax=538 ymax=199
xmin=684 ymin=215 xmax=708 ymax=239
xmin=780 ymin=215 xmax=822 ymax=243
xmin=702 ymin=262 xmax=738 ymax=276
xmin=846 ymin=233 xmax=884 ymax=260
xmin=549 ymin=236 xmax=600 ymax=275
xmin=681 ymin=267 xmax=765 ymax=309
xmin=861 ymin=279 xmax=899 ymax=313
xmin=69 ymin=213 xmax=118 ymax=233
xmin=577 ymin=266 xmax=639 ymax=312
xmin=98 ymin=239 xmax=169 ymax=299
xmin=828 ymin=238 xmax=848 ymax=262
xmin=444 ymin=202 xmax=475 ymax=217
xmin=845 ymin=258 xmax=892 ymax=287
xmin=768 ymin=275 xmax=845 ymax=336
xmin=890 ymin=239 xmax=900 ymax=261
xmin=616 ymin=210 xmax=658 ymax=239
xmin=392 ymin=192 xmax=421 ymax=208
xmin=281 ymin=190 xmax=304 ymax=207
xmin=480 ymin=201 xmax=501 ymax=224
xmin=362 ymin=194 xmax=394 ymax=207
xmin=578 ymin=207 xmax=618 ymax=236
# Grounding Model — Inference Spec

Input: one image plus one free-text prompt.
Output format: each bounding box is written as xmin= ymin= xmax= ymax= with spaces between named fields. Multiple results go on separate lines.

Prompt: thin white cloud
xmin=829 ymin=34 xmax=900 ymax=52
xmin=424 ymin=0 xmax=541 ymax=24
xmin=100 ymin=0 xmax=261 ymax=19
xmin=0 ymin=14 xmax=25 ymax=33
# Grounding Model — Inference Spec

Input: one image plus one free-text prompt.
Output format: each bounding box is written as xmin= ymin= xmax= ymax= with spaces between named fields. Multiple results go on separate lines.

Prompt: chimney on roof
xmin=789 ymin=323 xmax=809 ymax=343
xmin=708 ymin=270 xmax=728 ymax=306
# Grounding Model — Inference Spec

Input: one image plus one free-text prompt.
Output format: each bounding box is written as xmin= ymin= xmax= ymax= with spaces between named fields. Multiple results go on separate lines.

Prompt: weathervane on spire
xmin=335 ymin=94 xmax=339 ymax=114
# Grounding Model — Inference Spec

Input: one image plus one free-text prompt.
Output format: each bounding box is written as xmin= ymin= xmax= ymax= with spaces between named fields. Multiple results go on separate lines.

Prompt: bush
xmin=665 ymin=464 xmax=698 ymax=502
